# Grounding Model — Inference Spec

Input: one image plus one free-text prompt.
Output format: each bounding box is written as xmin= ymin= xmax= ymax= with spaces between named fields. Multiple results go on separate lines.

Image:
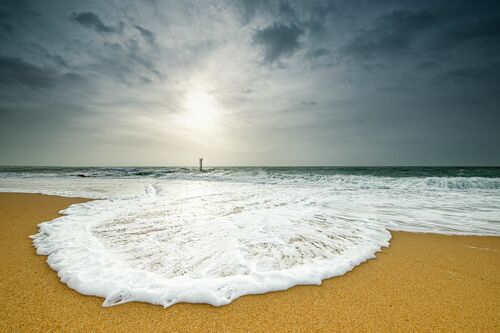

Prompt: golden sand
xmin=0 ymin=193 xmax=499 ymax=332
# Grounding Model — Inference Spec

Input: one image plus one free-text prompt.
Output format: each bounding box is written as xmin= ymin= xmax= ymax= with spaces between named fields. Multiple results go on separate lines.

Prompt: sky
xmin=0 ymin=0 xmax=499 ymax=166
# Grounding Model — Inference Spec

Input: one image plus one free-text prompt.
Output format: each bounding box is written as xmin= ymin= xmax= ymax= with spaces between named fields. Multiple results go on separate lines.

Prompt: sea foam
xmin=2 ymin=171 xmax=498 ymax=307
xmin=31 ymin=181 xmax=391 ymax=307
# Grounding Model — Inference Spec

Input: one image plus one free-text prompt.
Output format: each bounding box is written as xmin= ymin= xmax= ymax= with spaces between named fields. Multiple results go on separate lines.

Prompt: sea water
xmin=0 ymin=166 xmax=499 ymax=307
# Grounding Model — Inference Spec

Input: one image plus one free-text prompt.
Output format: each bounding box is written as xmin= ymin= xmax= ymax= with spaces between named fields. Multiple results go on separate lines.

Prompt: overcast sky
xmin=0 ymin=0 xmax=499 ymax=166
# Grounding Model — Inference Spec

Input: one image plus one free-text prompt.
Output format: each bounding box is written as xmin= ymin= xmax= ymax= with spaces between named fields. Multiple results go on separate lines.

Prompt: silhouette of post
xmin=199 ymin=158 xmax=203 ymax=171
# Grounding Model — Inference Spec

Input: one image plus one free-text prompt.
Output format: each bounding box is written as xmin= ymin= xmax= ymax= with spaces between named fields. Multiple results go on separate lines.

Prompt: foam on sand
xmin=31 ymin=181 xmax=390 ymax=307
xmin=28 ymin=176 xmax=500 ymax=307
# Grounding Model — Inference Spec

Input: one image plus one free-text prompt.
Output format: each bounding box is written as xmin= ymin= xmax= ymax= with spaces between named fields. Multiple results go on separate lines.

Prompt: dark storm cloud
xmin=308 ymin=47 xmax=330 ymax=58
xmin=336 ymin=2 xmax=500 ymax=65
xmin=434 ymin=14 xmax=500 ymax=51
xmin=303 ymin=1 xmax=336 ymax=36
xmin=277 ymin=1 xmax=298 ymax=23
xmin=448 ymin=16 xmax=500 ymax=40
xmin=27 ymin=43 xmax=70 ymax=68
xmin=0 ymin=4 xmax=40 ymax=20
xmin=253 ymin=23 xmax=304 ymax=63
xmin=234 ymin=0 xmax=270 ymax=23
xmin=441 ymin=67 xmax=488 ymax=81
xmin=0 ymin=55 xmax=85 ymax=95
xmin=416 ymin=61 xmax=438 ymax=70
xmin=0 ymin=56 xmax=56 ymax=88
xmin=0 ymin=0 xmax=499 ymax=166
xmin=309 ymin=1 xmax=336 ymax=23
xmin=70 ymin=12 xmax=124 ymax=34
xmin=0 ymin=22 xmax=14 ymax=38
xmin=341 ymin=10 xmax=438 ymax=60
xmin=439 ymin=65 xmax=500 ymax=82
xmin=134 ymin=25 xmax=155 ymax=45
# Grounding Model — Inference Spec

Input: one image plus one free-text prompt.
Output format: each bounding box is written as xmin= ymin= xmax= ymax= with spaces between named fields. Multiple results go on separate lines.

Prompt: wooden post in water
xmin=199 ymin=158 xmax=203 ymax=171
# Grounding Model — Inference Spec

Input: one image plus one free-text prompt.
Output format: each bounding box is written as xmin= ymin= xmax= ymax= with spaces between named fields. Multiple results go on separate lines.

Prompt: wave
xmin=24 ymin=175 xmax=500 ymax=308
xmin=422 ymin=177 xmax=500 ymax=189
xmin=31 ymin=192 xmax=391 ymax=307
xmin=1 ymin=167 xmax=499 ymax=307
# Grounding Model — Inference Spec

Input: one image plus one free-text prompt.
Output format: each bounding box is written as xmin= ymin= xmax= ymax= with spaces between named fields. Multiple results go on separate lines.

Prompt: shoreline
xmin=0 ymin=192 xmax=499 ymax=332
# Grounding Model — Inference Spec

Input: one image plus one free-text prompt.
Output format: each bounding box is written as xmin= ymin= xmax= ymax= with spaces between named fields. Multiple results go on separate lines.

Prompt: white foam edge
xmin=30 ymin=202 xmax=391 ymax=308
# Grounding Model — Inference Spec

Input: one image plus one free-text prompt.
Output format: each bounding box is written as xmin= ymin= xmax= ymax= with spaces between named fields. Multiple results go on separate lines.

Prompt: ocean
xmin=1 ymin=166 xmax=499 ymax=307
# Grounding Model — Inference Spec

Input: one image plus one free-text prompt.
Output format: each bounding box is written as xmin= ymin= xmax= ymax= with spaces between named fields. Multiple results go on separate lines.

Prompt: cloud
xmin=134 ymin=25 xmax=155 ymax=45
xmin=0 ymin=55 xmax=85 ymax=95
xmin=310 ymin=1 xmax=336 ymax=23
xmin=309 ymin=47 xmax=330 ymax=58
xmin=123 ymin=38 xmax=163 ymax=79
xmin=234 ymin=0 xmax=270 ymax=24
xmin=0 ymin=56 xmax=56 ymax=88
xmin=339 ymin=5 xmax=500 ymax=64
xmin=278 ymin=1 xmax=298 ymax=23
xmin=416 ymin=61 xmax=438 ymax=70
xmin=253 ymin=23 xmax=304 ymax=63
xmin=435 ymin=15 xmax=500 ymax=50
xmin=70 ymin=12 xmax=123 ymax=34
xmin=439 ymin=66 xmax=490 ymax=82
xmin=27 ymin=43 xmax=70 ymax=69
xmin=0 ymin=3 xmax=40 ymax=20
xmin=341 ymin=10 xmax=438 ymax=60
xmin=0 ymin=0 xmax=499 ymax=165
xmin=305 ymin=1 xmax=337 ymax=36
xmin=0 ymin=22 xmax=14 ymax=38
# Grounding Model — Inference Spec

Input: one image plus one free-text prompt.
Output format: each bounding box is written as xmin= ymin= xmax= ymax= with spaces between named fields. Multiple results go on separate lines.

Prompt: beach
xmin=0 ymin=192 xmax=498 ymax=332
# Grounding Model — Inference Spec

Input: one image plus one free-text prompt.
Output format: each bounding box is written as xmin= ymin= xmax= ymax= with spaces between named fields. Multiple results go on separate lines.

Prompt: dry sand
xmin=0 ymin=192 xmax=499 ymax=332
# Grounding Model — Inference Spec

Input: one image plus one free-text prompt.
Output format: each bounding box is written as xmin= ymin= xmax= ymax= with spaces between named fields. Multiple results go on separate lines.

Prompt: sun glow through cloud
xmin=183 ymin=90 xmax=219 ymax=129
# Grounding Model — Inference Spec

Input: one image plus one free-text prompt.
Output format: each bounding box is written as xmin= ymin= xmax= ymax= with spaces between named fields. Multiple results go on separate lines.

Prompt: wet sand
xmin=0 ymin=192 xmax=499 ymax=332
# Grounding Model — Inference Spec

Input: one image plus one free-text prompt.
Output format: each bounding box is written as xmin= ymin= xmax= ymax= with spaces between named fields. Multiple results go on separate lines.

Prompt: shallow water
xmin=1 ymin=166 xmax=499 ymax=307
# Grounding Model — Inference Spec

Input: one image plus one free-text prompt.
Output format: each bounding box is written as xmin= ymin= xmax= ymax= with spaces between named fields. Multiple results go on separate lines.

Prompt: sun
xmin=184 ymin=91 xmax=219 ymax=128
